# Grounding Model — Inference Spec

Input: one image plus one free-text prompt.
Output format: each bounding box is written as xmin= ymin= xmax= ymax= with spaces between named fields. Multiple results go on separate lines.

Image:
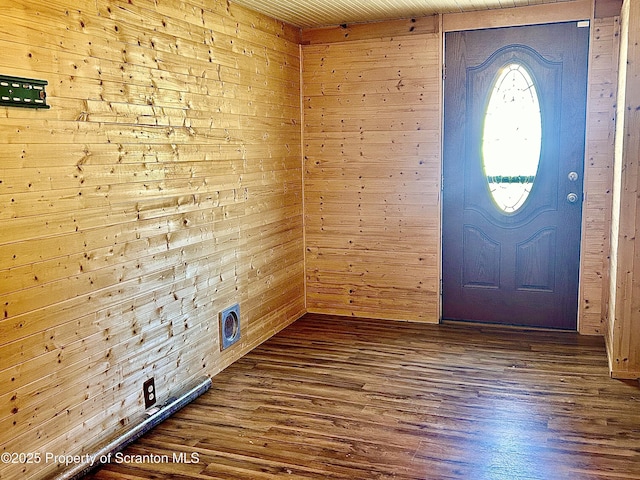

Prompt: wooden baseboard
xmin=609 ymin=370 xmax=640 ymax=380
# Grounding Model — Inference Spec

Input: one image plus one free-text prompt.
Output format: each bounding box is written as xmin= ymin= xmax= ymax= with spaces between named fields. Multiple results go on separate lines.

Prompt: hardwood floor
xmin=84 ymin=314 xmax=640 ymax=480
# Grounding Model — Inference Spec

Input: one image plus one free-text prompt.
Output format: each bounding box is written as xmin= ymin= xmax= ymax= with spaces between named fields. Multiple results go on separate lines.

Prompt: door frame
xmin=439 ymin=1 xmax=608 ymax=334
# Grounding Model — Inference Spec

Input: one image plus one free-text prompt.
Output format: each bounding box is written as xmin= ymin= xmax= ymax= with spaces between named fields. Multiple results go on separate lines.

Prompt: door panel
xmin=442 ymin=23 xmax=590 ymax=329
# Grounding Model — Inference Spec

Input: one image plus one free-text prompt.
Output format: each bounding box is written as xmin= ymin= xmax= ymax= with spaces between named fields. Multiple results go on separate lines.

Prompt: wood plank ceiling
xmin=230 ymin=0 xmax=576 ymax=28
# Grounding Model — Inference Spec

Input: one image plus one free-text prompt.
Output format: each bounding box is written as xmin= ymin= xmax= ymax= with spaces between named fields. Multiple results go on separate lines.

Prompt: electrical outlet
xmin=143 ymin=378 xmax=156 ymax=409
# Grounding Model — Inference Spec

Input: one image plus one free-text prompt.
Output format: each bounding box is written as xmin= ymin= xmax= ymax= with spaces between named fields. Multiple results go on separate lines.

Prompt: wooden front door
xmin=442 ymin=23 xmax=590 ymax=329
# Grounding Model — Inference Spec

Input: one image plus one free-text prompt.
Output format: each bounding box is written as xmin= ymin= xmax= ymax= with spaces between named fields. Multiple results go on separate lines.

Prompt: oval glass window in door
xmin=482 ymin=63 xmax=542 ymax=213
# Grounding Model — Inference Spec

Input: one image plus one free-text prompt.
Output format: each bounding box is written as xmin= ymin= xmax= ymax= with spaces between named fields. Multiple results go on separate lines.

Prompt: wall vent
xmin=219 ymin=304 xmax=241 ymax=350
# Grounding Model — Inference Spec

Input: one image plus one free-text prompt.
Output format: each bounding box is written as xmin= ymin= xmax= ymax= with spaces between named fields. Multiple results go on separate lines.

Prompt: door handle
xmin=567 ymin=192 xmax=579 ymax=203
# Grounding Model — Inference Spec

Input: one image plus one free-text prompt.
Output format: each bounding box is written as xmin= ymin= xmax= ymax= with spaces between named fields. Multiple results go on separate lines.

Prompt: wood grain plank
xmin=606 ymin=0 xmax=640 ymax=378
xmin=0 ymin=0 xmax=304 ymax=478
xmin=85 ymin=314 xmax=640 ymax=480
xmin=579 ymin=16 xmax=619 ymax=335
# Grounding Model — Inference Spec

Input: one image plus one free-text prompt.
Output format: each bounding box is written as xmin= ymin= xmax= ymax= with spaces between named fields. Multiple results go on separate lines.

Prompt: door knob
xmin=567 ymin=192 xmax=579 ymax=203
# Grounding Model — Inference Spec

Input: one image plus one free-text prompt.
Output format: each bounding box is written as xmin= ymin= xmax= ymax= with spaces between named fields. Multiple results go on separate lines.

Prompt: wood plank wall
xmin=301 ymin=18 xmax=442 ymax=322
xmin=301 ymin=3 xmax=620 ymax=332
xmin=0 ymin=1 xmax=304 ymax=478
xmin=579 ymin=14 xmax=620 ymax=335
xmin=606 ymin=0 xmax=640 ymax=378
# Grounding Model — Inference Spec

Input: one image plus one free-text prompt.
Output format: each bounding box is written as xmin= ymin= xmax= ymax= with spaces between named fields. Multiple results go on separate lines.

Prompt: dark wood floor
xmin=85 ymin=314 xmax=640 ymax=480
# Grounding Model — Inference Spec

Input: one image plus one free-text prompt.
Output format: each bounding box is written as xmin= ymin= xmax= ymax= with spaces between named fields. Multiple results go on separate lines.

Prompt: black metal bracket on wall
xmin=0 ymin=74 xmax=49 ymax=109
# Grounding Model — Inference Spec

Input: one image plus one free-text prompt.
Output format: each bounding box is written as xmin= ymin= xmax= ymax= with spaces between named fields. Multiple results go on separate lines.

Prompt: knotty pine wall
xmin=302 ymin=18 xmax=442 ymax=322
xmin=606 ymin=0 xmax=640 ymax=378
xmin=0 ymin=1 xmax=304 ymax=479
xmin=301 ymin=4 xmax=619 ymax=333
xmin=580 ymin=14 xmax=619 ymax=335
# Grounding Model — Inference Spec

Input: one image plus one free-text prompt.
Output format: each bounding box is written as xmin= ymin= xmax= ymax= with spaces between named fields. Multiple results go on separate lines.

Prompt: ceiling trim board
xmin=302 ymin=15 xmax=440 ymax=44
xmin=442 ymin=0 xmax=592 ymax=32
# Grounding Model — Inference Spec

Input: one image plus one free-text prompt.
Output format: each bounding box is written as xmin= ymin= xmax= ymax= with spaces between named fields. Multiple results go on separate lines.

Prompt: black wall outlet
xmin=143 ymin=377 xmax=156 ymax=409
